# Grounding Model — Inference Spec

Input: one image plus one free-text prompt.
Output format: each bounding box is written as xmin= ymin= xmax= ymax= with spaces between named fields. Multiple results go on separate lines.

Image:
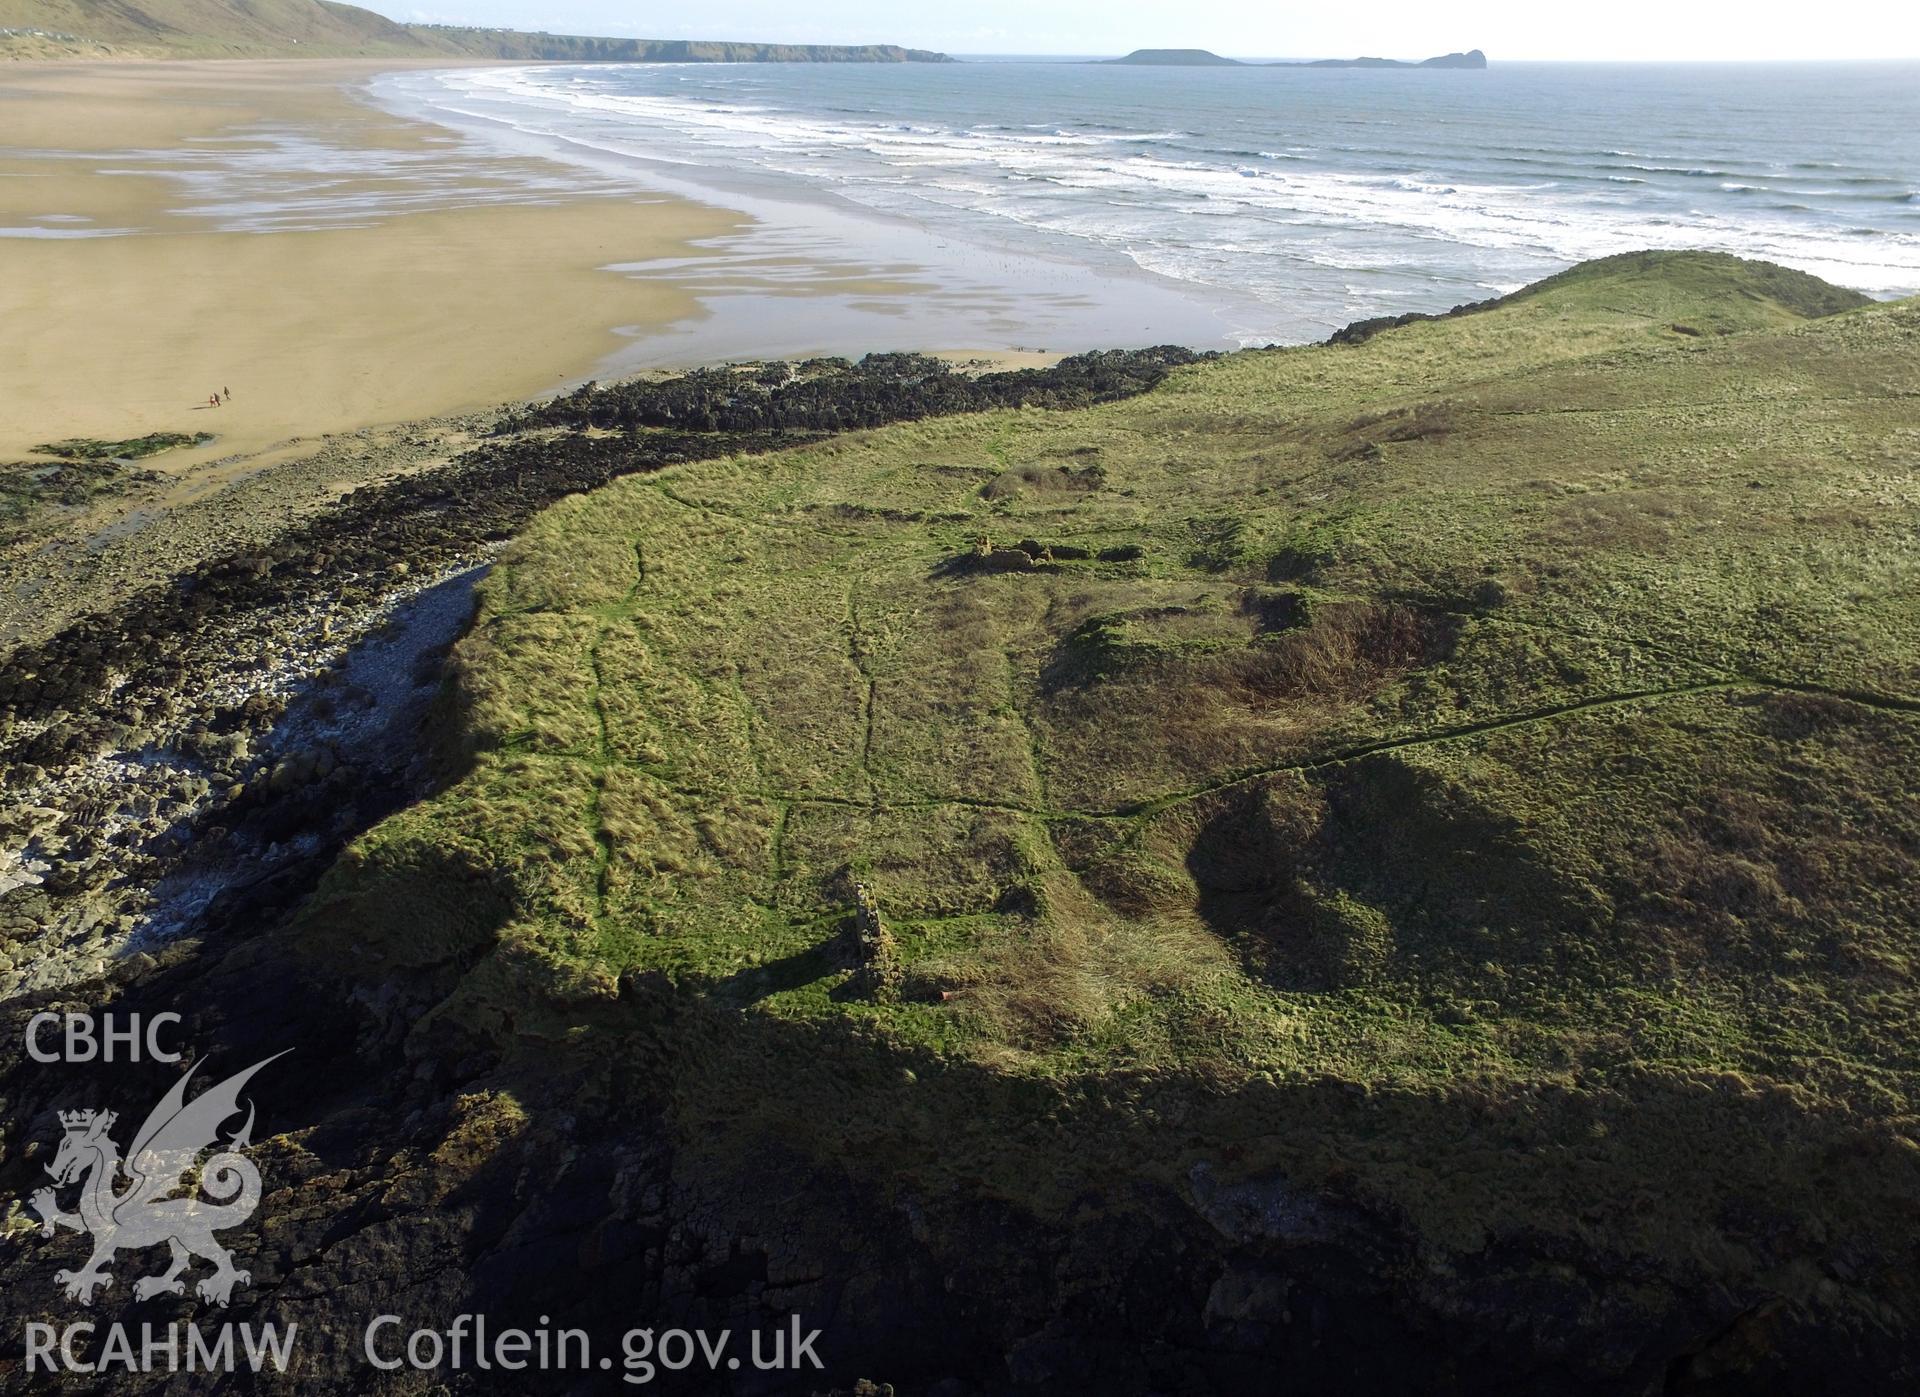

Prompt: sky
xmin=382 ymin=0 xmax=1920 ymax=61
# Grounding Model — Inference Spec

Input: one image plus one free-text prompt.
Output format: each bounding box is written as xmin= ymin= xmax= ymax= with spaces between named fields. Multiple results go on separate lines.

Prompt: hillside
xmin=268 ymin=252 xmax=1917 ymax=1385
xmin=0 ymin=0 xmax=417 ymax=56
xmin=1 ymin=252 xmax=1914 ymax=1391
xmin=0 ymin=0 xmax=952 ymax=59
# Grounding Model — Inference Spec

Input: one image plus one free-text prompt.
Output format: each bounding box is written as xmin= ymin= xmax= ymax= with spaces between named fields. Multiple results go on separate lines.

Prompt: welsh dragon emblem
xmin=26 ymin=1053 xmax=286 ymax=1307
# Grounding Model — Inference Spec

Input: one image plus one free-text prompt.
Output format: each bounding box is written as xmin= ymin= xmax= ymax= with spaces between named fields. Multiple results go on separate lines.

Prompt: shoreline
xmin=0 ymin=57 xmax=1236 ymax=540
xmin=362 ymin=65 xmax=1275 ymax=367
xmin=0 ymin=54 xmax=1246 ymax=663
xmin=7 ymin=53 xmax=1914 ymax=484
xmin=0 ymin=50 xmax=1914 ymax=1387
xmin=0 ymin=59 xmax=753 ymax=466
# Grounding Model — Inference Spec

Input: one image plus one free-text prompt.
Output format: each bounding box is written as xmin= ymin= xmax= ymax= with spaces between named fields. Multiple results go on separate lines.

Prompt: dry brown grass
xmin=926 ymin=869 xmax=1230 ymax=1054
xmin=981 ymin=462 xmax=1107 ymax=501
xmin=1227 ymin=601 xmax=1455 ymax=703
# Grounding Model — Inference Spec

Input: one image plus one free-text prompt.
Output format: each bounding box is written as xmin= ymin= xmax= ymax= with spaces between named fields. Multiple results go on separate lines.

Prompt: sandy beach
xmin=2 ymin=59 xmax=1229 ymax=481
xmin=0 ymin=58 xmax=1109 ymax=655
xmin=0 ymin=61 xmax=744 ymax=464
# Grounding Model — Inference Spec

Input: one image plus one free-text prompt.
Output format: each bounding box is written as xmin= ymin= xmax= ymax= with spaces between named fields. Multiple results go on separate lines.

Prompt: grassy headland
xmin=279 ymin=252 xmax=1920 ymax=1380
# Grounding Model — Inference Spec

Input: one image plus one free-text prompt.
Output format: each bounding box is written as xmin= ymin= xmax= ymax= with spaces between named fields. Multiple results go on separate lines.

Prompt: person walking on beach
xmin=209 ymin=394 xmax=220 ymax=409
xmin=223 ymin=386 xmax=230 ymax=401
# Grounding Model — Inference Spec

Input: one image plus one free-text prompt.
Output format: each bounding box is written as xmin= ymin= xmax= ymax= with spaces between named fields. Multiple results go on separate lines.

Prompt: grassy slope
xmin=304 ymin=253 xmax=1920 ymax=1316
xmin=0 ymin=0 xmax=947 ymax=58
xmin=0 ymin=0 xmax=421 ymax=55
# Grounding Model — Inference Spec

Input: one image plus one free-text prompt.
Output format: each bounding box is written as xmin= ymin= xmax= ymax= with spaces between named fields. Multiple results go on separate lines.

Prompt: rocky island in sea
xmin=1100 ymin=46 xmax=1488 ymax=67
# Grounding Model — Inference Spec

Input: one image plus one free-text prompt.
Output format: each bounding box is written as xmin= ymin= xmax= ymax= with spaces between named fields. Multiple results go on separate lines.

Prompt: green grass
xmin=293 ymin=254 xmax=1920 ymax=1314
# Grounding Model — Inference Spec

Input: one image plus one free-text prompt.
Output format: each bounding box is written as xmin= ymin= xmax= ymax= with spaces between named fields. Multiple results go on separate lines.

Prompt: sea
xmin=363 ymin=59 xmax=1920 ymax=358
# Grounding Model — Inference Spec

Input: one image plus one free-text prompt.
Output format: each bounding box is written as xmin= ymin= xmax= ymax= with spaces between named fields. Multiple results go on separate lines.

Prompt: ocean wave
xmin=376 ymin=65 xmax=1920 ymax=300
xmin=0 ymin=224 xmax=133 ymax=238
xmin=1597 ymin=161 xmax=1762 ymax=181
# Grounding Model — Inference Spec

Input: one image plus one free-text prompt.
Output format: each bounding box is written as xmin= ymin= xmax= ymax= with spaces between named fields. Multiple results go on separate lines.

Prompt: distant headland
xmin=1099 ymin=48 xmax=1489 ymax=69
xmin=411 ymin=31 xmax=955 ymax=65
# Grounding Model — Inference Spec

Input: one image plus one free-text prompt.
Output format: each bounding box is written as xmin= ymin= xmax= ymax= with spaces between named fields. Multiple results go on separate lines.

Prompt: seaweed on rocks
xmin=504 ymin=347 xmax=1213 ymax=434
xmin=33 ymin=431 xmax=214 ymax=461
xmin=0 ymin=431 xmax=724 ymax=769
xmin=0 ymin=458 xmax=166 ymax=543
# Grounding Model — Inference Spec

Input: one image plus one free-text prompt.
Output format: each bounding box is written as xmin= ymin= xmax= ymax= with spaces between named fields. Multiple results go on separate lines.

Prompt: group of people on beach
xmin=207 ymin=386 xmax=230 ymax=408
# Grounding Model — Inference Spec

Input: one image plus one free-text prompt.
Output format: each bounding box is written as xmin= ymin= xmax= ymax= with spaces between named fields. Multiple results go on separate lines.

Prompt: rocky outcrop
xmin=4 ymin=265 xmax=1914 ymax=1394
xmin=4 ymin=904 xmax=1911 ymax=1394
xmin=507 ymin=348 xmax=1210 ymax=435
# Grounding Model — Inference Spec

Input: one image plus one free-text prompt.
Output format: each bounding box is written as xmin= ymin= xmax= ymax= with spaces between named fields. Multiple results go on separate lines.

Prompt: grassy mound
xmin=299 ymin=254 xmax=1920 ymax=1334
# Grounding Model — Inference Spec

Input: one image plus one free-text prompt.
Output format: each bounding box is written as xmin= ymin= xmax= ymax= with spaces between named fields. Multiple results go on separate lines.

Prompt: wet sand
xmin=0 ymin=62 xmax=1117 ymax=470
xmin=0 ymin=60 xmax=743 ymax=464
xmin=0 ymin=58 xmax=1165 ymax=660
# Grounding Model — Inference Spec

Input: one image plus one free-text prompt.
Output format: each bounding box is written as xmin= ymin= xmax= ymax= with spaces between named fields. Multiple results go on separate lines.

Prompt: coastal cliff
xmin=408 ymin=30 xmax=954 ymax=63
